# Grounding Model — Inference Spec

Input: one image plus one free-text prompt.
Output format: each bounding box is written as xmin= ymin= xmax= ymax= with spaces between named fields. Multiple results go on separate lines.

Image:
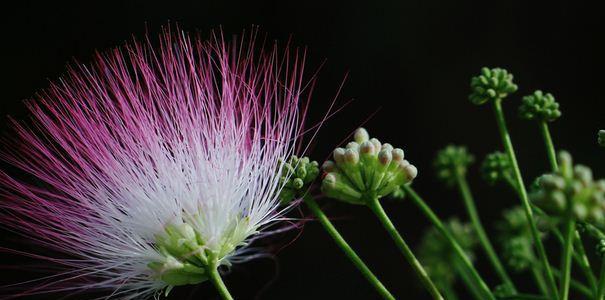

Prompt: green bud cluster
xmin=599 ymin=130 xmax=605 ymax=147
xmin=321 ymin=128 xmax=418 ymax=205
xmin=434 ymin=145 xmax=474 ymax=186
xmin=469 ymin=67 xmax=518 ymax=105
xmin=496 ymin=206 xmax=538 ymax=272
xmin=480 ymin=151 xmax=513 ymax=186
xmin=149 ymin=223 xmax=209 ymax=289
xmin=278 ymin=155 xmax=320 ymax=204
xmin=518 ymin=90 xmax=561 ymax=122
xmin=418 ymin=218 xmax=477 ymax=285
xmin=530 ymin=151 xmax=605 ymax=225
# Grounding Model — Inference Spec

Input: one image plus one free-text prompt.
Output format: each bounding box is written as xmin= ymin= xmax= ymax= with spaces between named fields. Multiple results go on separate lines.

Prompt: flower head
xmin=518 ymin=90 xmax=561 ymax=122
xmin=481 ymin=151 xmax=514 ymax=186
xmin=530 ymin=151 xmax=605 ymax=225
xmin=469 ymin=67 xmax=518 ymax=105
xmin=433 ymin=145 xmax=474 ymax=186
xmin=496 ymin=207 xmax=538 ymax=272
xmin=320 ymin=128 xmax=417 ymax=205
xmin=418 ymin=218 xmax=477 ymax=285
xmin=278 ymin=155 xmax=320 ymax=204
xmin=0 ymin=29 xmax=311 ymax=298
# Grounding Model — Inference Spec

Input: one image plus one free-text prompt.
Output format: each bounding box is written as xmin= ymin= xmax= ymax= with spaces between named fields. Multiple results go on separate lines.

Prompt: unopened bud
xmin=392 ymin=148 xmax=404 ymax=162
xmin=354 ymin=128 xmax=369 ymax=143
xmin=346 ymin=142 xmax=360 ymax=151
xmin=404 ymin=165 xmax=418 ymax=180
xmin=322 ymin=160 xmax=336 ymax=172
xmin=345 ymin=149 xmax=360 ymax=164
xmin=378 ymin=149 xmax=392 ymax=166
xmin=333 ymin=148 xmax=346 ymax=165
xmin=381 ymin=143 xmax=393 ymax=152
xmin=360 ymin=141 xmax=376 ymax=155
xmin=370 ymin=138 xmax=381 ymax=152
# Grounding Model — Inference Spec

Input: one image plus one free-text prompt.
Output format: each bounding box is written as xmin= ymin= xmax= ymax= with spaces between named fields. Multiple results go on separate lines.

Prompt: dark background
xmin=1 ymin=1 xmax=605 ymax=299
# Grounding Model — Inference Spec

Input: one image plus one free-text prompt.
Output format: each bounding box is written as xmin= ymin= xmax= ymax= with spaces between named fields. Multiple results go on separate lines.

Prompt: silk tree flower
xmin=0 ymin=30 xmax=312 ymax=299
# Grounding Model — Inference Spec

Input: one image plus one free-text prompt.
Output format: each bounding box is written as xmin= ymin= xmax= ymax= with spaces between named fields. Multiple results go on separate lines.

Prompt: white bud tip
xmin=392 ymin=148 xmax=404 ymax=162
xmin=345 ymin=149 xmax=360 ymax=164
xmin=322 ymin=160 xmax=336 ymax=172
xmin=324 ymin=173 xmax=337 ymax=186
xmin=381 ymin=143 xmax=393 ymax=152
xmin=404 ymin=164 xmax=418 ymax=180
xmin=346 ymin=142 xmax=360 ymax=151
xmin=370 ymin=138 xmax=381 ymax=151
xmin=360 ymin=141 xmax=376 ymax=155
xmin=333 ymin=148 xmax=346 ymax=163
xmin=378 ymin=149 xmax=392 ymax=165
xmin=354 ymin=128 xmax=370 ymax=143
xmin=399 ymin=159 xmax=410 ymax=168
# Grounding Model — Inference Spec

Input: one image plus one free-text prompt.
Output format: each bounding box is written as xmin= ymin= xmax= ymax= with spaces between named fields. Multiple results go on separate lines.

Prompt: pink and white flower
xmin=0 ymin=29 xmax=311 ymax=299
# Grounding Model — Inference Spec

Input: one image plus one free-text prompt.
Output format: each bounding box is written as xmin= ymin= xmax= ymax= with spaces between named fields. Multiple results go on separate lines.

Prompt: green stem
xmin=552 ymin=268 xmax=593 ymax=298
xmin=531 ymin=267 xmax=549 ymax=296
xmin=559 ymin=215 xmax=575 ymax=300
xmin=208 ymin=259 xmax=234 ymax=300
xmin=366 ymin=197 xmax=444 ymax=300
xmin=439 ymin=281 xmax=459 ymax=300
xmin=492 ymin=99 xmax=559 ymax=299
xmin=402 ymin=185 xmax=495 ymax=300
xmin=540 ymin=121 xmax=558 ymax=172
xmin=453 ymin=256 xmax=485 ymax=300
xmin=550 ymin=225 xmax=598 ymax=294
xmin=574 ymin=231 xmax=598 ymax=295
xmin=499 ymin=294 xmax=549 ymax=300
xmin=303 ymin=196 xmax=395 ymax=300
xmin=597 ymin=258 xmax=605 ymax=300
xmin=456 ymin=174 xmax=516 ymax=292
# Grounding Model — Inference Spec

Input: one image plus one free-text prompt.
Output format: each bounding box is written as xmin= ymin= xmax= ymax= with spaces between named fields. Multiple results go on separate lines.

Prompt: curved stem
xmin=540 ymin=121 xmax=558 ymax=172
xmin=208 ymin=259 xmax=234 ymax=300
xmin=366 ymin=197 xmax=444 ymax=300
xmin=402 ymin=185 xmax=495 ymax=300
xmin=303 ymin=196 xmax=396 ymax=300
xmin=456 ymin=174 xmax=516 ymax=292
xmin=492 ymin=99 xmax=559 ymax=299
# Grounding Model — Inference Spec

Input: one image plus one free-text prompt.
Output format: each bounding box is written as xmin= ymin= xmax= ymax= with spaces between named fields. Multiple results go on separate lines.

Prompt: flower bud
xmin=321 ymin=128 xmax=417 ymax=204
xmin=434 ymin=145 xmax=474 ymax=186
xmin=599 ymin=130 xmax=605 ymax=147
xmin=518 ymin=90 xmax=561 ymax=122
xmin=469 ymin=67 xmax=518 ymax=105
xmin=530 ymin=151 xmax=605 ymax=226
xmin=378 ymin=149 xmax=392 ymax=166
xmin=392 ymin=148 xmax=404 ymax=162
xmin=354 ymin=127 xmax=369 ymax=143
xmin=278 ymin=155 xmax=320 ymax=204
xmin=344 ymin=148 xmax=360 ymax=164
xmin=480 ymin=151 xmax=512 ymax=186
xmin=333 ymin=148 xmax=346 ymax=165
xmin=381 ymin=143 xmax=393 ymax=152
xmin=360 ymin=141 xmax=376 ymax=156
xmin=346 ymin=141 xmax=360 ymax=151
xmin=322 ymin=160 xmax=335 ymax=172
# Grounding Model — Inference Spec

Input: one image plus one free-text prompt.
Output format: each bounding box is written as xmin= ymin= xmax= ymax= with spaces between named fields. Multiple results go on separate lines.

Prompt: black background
xmin=1 ymin=1 xmax=605 ymax=299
